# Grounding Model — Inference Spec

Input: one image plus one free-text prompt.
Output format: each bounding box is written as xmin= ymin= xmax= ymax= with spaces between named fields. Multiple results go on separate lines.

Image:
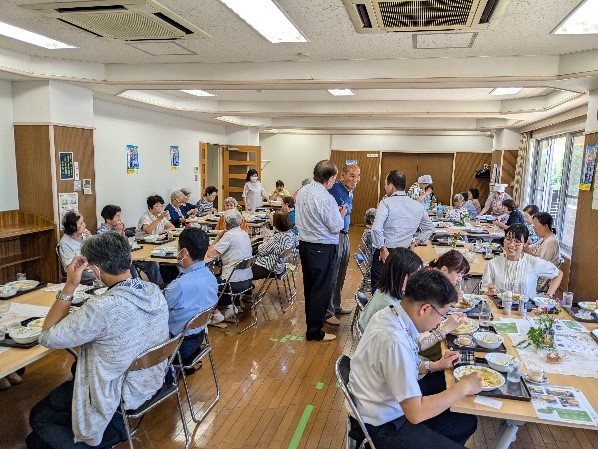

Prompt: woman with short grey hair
xmin=216 ymin=197 xmax=249 ymax=231
xmin=206 ymin=209 xmax=253 ymax=319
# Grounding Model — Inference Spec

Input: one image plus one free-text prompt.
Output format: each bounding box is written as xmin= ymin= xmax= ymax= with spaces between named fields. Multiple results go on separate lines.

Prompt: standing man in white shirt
xmin=371 ymin=170 xmax=435 ymax=291
xmin=296 ymin=160 xmax=346 ymax=342
xmin=325 ymin=164 xmax=361 ymax=325
xmin=348 ymin=269 xmax=483 ymax=449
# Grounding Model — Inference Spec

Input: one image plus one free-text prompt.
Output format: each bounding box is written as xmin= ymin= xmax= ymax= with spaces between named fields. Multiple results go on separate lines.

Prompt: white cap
xmin=418 ymin=175 xmax=433 ymax=184
xmin=493 ymin=184 xmax=507 ymax=193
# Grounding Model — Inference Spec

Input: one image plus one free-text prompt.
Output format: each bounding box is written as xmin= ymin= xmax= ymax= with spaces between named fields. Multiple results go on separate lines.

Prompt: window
xmin=526 ymin=132 xmax=584 ymax=256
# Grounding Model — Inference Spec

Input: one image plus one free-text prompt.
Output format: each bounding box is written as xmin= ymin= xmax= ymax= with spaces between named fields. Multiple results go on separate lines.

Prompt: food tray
xmin=446 ymin=327 xmax=507 ymax=353
xmin=591 ymin=329 xmax=598 ymax=344
xmin=150 ymin=254 xmax=177 ymax=260
xmin=130 ymin=246 xmax=143 ymax=252
xmin=0 ymin=283 xmax=47 ymax=301
xmin=568 ymin=307 xmax=598 ymax=324
xmin=492 ymin=296 xmax=559 ymax=314
xmin=456 ymin=358 xmax=532 ymax=401
xmin=465 ymin=302 xmax=494 ymax=319
xmin=141 ymin=238 xmax=175 ymax=245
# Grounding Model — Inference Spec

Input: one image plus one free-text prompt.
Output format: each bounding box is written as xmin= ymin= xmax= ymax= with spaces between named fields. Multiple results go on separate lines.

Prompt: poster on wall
xmin=58 ymin=192 xmax=78 ymax=229
xmin=345 ymin=159 xmax=357 ymax=165
xmin=592 ymin=164 xmax=598 ymax=210
xmin=170 ymin=146 xmax=180 ymax=170
xmin=83 ymin=179 xmax=92 ymax=195
xmin=580 ymin=145 xmax=597 ymax=191
xmin=73 ymin=180 xmax=81 ymax=192
xmin=126 ymin=145 xmax=140 ymax=174
xmin=59 ymin=152 xmax=74 ymax=180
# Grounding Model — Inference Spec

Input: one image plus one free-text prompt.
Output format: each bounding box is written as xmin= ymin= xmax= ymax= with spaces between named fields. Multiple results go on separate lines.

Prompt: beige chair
xmin=119 ymin=335 xmax=189 ymax=449
xmin=178 ymin=305 xmax=220 ymax=423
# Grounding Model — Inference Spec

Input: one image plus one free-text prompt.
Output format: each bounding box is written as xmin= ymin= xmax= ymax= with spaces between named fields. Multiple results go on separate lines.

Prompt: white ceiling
xmin=0 ymin=0 xmax=597 ymax=133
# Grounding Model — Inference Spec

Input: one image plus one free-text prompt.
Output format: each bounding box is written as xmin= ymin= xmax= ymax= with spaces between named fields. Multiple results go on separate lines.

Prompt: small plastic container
xmin=503 ymin=291 xmax=513 ymax=315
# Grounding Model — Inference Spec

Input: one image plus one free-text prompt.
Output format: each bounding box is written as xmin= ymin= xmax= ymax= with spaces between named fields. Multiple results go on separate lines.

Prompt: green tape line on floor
xmin=315 ymin=382 xmax=324 ymax=390
xmin=288 ymin=404 xmax=314 ymax=449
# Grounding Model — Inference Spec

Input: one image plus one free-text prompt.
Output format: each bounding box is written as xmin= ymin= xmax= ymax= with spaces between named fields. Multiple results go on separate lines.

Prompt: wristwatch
xmin=424 ymin=360 xmax=431 ymax=374
xmin=56 ymin=291 xmax=74 ymax=302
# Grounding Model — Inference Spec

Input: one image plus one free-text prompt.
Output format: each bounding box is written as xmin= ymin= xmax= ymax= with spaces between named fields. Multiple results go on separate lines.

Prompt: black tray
xmin=491 ymin=296 xmax=559 ymax=314
xmin=464 ymin=302 xmax=495 ymax=320
xmin=459 ymin=358 xmax=532 ymax=402
xmin=446 ymin=327 xmax=507 ymax=353
xmin=0 ymin=316 xmax=43 ymax=349
xmin=568 ymin=306 xmax=598 ymax=323
xmin=130 ymin=246 xmax=143 ymax=253
xmin=139 ymin=238 xmax=175 ymax=245
xmin=150 ymin=254 xmax=177 ymax=260
xmin=466 ymin=229 xmax=490 ymax=235
xmin=0 ymin=283 xmax=48 ymax=301
xmin=591 ymin=330 xmax=598 ymax=344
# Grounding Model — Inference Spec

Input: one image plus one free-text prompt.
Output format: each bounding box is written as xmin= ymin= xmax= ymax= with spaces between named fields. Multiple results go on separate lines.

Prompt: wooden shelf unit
xmin=0 ymin=211 xmax=57 ymax=284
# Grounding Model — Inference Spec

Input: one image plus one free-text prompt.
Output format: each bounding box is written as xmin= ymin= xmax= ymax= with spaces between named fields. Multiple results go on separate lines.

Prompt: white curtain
xmin=512 ymin=132 xmax=530 ymax=205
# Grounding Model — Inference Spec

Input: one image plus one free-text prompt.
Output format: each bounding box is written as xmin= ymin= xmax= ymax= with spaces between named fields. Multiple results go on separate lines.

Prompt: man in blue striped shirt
xmin=296 ymin=160 xmax=346 ymax=341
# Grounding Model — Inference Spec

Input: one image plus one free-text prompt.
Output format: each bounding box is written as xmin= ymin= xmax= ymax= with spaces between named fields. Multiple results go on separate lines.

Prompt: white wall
xmin=260 ymin=133 xmax=331 ymax=193
xmin=49 ymin=82 xmax=94 ymax=128
xmin=331 ymin=133 xmax=493 ymax=152
xmin=226 ymin=126 xmax=259 ymax=145
xmin=0 ymin=81 xmax=18 ymax=211
xmin=93 ymin=99 xmax=226 ymax=227
xmin=586 ymin=89 xmax=598 ymax=134
xmin=12 ymin=81 xmax=51 ymax=124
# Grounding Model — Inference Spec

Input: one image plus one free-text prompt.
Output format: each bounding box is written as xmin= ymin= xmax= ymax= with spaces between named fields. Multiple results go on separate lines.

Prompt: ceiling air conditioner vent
xmin=22 ymin=0 xmax=211 ymax=41
xmin=343 ymin=0 xmax=509 ymax=33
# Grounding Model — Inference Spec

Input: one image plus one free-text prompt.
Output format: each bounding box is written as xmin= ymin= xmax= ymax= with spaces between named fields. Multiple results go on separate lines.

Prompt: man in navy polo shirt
xmin=325 ymin=163 xmax=361 ymax=325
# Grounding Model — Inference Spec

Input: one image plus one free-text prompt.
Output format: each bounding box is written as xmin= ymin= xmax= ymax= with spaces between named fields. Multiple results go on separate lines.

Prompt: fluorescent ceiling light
xmin=219 ymin=0 xmax=307 ymax=43
xmin=490 ymin=87 xmax=522 ymax=96
xmin=181 ymin=89 xmax=216 ymax=97
xmin=0 ymin=21 xmax=76 ymax=49
xmin=552 ymin=0 xmax=598 ymax=34
xmin=328 ymin=89 xmax=355 ymax=96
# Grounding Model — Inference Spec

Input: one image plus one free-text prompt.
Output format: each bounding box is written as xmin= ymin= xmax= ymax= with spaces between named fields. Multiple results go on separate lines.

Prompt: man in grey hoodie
xmin=27 ymin=232 xmax=169 ymax=449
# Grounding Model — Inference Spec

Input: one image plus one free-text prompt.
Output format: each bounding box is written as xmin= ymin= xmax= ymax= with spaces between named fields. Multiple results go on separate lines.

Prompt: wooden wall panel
xmin=417 ymin=153 xmax=454 ymax=205
xmin=330 ymin=150 xmax=381 ymax=226
xmin=380 ymin=153 xmax=418 ymax=200
xmin=14 ymin=125 xmax=54 ymax=221
xmin=53 ymin=126 xmax=97 ymax=232
xmin=453 ymin=153 xmax=492 ymax=205
xmin=200 ymin=142 xmax=208 ymax=193
xmin=569 ymin=132 xmax=598 ymax=301
xmin=501 ymin=149 xmax=518 ymax=198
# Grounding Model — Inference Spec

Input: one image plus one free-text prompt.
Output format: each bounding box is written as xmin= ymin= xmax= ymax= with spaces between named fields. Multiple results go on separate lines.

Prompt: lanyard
xmin=389 ymin=305 xmax=421 ymax=375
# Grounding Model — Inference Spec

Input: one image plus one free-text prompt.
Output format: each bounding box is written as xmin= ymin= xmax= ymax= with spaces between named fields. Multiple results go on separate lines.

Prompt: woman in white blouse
xmin=525 ymin=212 xmax=560 ymax=266
xmin=482 ymin=224 xmax=563 ymax=298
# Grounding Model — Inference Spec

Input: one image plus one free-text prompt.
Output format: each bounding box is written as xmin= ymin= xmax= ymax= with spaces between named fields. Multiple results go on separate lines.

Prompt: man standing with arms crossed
xmin=296 ymin=160 xmax=346 ymax=341
xmin=325 ymin=164 xmax=361 ymax=325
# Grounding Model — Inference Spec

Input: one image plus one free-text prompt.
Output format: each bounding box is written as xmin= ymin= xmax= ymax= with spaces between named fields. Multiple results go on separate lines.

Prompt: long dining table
xmin=0 ymin=288 xmax=56 ymax=378
xmin=443 ymin=298 xmax=598 ymax=449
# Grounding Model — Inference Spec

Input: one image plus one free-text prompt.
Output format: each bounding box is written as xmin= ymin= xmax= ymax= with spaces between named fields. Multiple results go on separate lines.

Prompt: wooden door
xmin=380 ymin=152 xmax=419 ymax=199
xmin=416 ymin=153 xmax=455 ymax=205
xmin=453 ymin=152 xmax=492 ymax=206
xmin=222 ymin=145 xmax=261 ymax=207
xmin=199 ymin=142 xmax=208 ymax=193
xmin=330 ymin=150 xmax=381 ymax=226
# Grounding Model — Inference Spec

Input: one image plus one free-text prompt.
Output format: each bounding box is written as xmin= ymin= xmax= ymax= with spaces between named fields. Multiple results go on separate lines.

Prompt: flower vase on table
xmin=516 ymin=308 xmax=557 ymax=350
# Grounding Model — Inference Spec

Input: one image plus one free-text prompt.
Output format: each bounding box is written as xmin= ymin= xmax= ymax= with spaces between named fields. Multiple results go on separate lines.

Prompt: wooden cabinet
xmin=0 ymin=211 xmax=57 ymax=284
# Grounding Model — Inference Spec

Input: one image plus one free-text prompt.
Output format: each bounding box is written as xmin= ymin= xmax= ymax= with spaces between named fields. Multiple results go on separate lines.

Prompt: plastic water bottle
xmin=503 ymin=291 xmax=513 ymax=315
xmin=518 ymin=297 xmax=527 ymax=317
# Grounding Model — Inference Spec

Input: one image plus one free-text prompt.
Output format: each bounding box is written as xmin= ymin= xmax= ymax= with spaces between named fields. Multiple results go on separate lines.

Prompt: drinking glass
xmin=16 ymin=273 xmax=27 ymax=281
xmin=562 ymin=291 xmax=573 ymax=311
xmin=478 ymin=301 xmax=492 ymax=330
xmin=507 ymin=358 xmax=522 ymax=383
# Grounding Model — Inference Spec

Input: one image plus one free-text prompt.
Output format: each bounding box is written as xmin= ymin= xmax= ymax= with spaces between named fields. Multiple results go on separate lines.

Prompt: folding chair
xmin=271 ymin=248 xmax=298 ymax=312
xmin=178 ymin=306 xmax=220 ymax=423
xmin=120 ymin=335 xmax=189 ymax=449
xmin=218 ymin=257 xmax=256 ymax=333
xmin=56 ymin=244 xmax=67 ymax=282
xmin=357 ymin=245 xmax=371 ymax=267
xmin=335 ymin=354 xmax=377 ymax=449
xmin=350 ymin=291 xmax=368 ymax=340
xmin=353 ymin=253 xmax=371 ymax=293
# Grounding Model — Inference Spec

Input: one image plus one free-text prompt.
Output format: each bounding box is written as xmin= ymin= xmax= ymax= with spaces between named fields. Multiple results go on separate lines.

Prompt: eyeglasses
xmin=429 ymin=304 xmax=448 ymax=321
xmin=505 ymin=238 xmax=524 ymax=246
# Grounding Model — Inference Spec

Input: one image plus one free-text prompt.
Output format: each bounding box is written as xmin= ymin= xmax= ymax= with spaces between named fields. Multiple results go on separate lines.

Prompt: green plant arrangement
xmin=516 ymin=307 xmax=558 ymax=350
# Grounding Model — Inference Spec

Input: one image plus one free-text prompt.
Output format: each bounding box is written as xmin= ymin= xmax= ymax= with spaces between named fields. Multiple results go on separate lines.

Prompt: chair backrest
xmin=335 ymin=355 xmax=376 ymax=449
xmin=183 ymin=305 xmax=217 ymax=334
xmin=219 ymin=257 xmax=255 ymax=295
xmin=127 ymin=335 xmax=182 ymax=373
xmin=279 ymin=248 xmax=293 ymax=261
xmin=56 ymin=244 xmax=67 ymax=280
xmin=353 ymin=253 xmax=367 ymax=278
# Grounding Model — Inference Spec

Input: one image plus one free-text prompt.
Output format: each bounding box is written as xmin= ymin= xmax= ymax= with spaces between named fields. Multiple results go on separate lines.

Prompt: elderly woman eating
xmin=215 ymin=197 xmax=248 ymax=231
xmin=59 ymin=210 xmax=95 ymax=285
xmin=206 ymin=209 xmax=253 ymax=320
xmin=482 ymin=224 xmax=563 ymax=298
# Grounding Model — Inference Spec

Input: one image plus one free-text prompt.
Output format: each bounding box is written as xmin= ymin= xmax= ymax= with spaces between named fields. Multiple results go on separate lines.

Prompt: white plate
xmin=0 ymin=286 xmax=18 ymax=298
xmin=463 ymin=294 xmax=486 ymax=303
xmin=5 ymin=280 xmax=40 ymax=291
xmin=26 ymin=318 xmax=45 ymax=329
xmin=578 ymin=301 xmax=598 ymax=311
xmin=484 ymin=353 xmax=513 ymax=372
xmin=449 ymin=318 xmax=479 ymax=335
xmin=522 ymin=373 xmax=549 ymax=385
xmin=533 ymin=297 xmax=557 ymax=310
xmin=449 ymin=305 xmax=474 ymax=313
xmin=453 ymin=365 xmax=505 ymax=391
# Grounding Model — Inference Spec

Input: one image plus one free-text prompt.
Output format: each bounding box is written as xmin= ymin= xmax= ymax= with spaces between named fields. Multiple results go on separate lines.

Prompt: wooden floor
xmin=2 ymin=225 xmax=598 ymax=449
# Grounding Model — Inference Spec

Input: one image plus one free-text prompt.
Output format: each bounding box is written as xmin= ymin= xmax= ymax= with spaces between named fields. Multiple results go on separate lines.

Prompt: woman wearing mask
xmin=242 ymin=169 xmax=268 ymax=212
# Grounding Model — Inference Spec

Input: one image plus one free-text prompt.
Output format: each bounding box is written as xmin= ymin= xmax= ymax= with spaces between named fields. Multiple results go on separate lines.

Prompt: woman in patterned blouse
xmin=252 ymin=211 xmax=297 ymax=279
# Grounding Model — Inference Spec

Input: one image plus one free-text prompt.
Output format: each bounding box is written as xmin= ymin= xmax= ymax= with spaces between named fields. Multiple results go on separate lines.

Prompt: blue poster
xmin=126 ymin=145 xmax=139 ymax=174
xmin=170 ymin=145 xmax=180 ymax=170
xmin=59 ymin=152 xmax=74 ymax=180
